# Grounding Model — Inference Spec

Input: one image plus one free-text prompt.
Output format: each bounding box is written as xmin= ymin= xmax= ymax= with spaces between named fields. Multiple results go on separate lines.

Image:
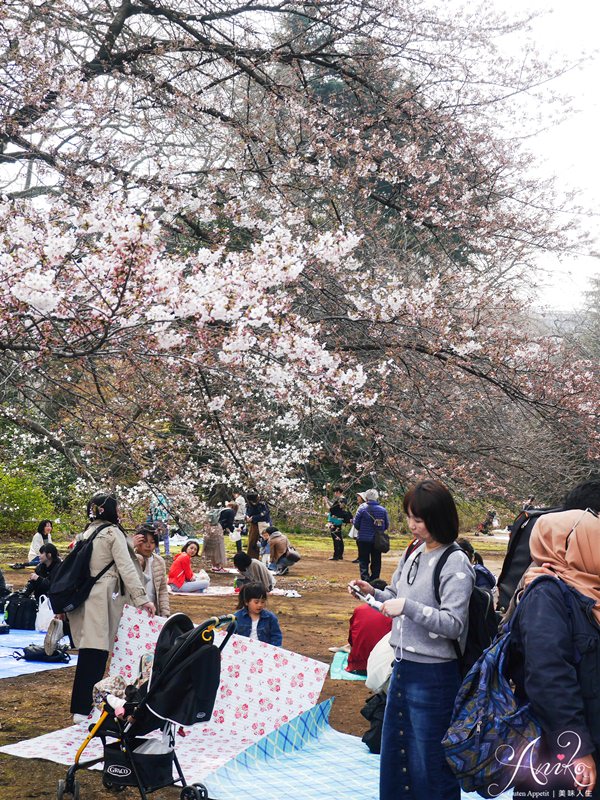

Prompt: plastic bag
xmin=194 ymin=569 xmax=210 ymax=585
xmin=348 ymin=525 xmax=358 ymax=539
xmin=35 ymin=594 xmax=55 ymax=632
xmin=228 ymin=529 xmax=242 ymax=542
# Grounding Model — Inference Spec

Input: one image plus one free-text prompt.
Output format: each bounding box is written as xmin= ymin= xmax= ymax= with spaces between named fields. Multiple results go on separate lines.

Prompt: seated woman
xmin=23 ymin=543 xmax=61 ymax=601
xmin=167 ymin=540 xmax=210 ymax=593
xmin=11 ymin=519 xmax=53 ymax=568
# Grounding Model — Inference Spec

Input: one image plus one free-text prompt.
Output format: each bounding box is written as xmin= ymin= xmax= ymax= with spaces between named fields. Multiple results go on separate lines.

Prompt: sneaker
xmin=72 ymin=713 xmax=89 ymax=725
xmin=275 ymin=567 xmax=289 ymax=576
xmin=44 ymin=617 xmax=64 ymax=655
xmin=351 ymin=558 xmax=360 ymax=564
xmin=328 ymin=644 xmax=351 ymax=653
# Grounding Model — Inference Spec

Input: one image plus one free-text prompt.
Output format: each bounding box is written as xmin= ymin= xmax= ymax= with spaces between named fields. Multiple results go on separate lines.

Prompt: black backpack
xmin=360 ymin=692 xmax=387 ymax=754
xmin=433 ymin=545 xmax=499 ymax=676
xmin=496 ymin=507 xmax=561 ymax=613
xmin=49 ymin=522 xmax=113 ymax=613
xmin=5 ymin=593 xmax=37 ymax=630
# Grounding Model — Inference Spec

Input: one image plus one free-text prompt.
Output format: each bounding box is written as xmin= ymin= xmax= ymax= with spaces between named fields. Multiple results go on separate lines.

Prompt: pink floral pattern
xmin=0 ymin=605 xmax=328 ymax=783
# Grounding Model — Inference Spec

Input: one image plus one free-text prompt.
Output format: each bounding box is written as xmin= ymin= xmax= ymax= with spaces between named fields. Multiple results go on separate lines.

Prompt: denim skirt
xmin=379 ymin=657 xmax=461 ymax=800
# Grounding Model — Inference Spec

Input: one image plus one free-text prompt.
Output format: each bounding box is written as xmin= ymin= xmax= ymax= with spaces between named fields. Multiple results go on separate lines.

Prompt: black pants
xmin=70 ymin=648 xmax=109 ymax=715
xmin=358 ymin=539 xmax=381 ymax=581
xmin=330 ymin=526 xmax=344 ymax=559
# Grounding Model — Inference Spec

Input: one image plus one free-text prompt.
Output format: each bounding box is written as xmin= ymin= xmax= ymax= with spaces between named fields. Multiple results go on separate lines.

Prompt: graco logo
xmin=106 ymin=765 xmax=132 ymax=778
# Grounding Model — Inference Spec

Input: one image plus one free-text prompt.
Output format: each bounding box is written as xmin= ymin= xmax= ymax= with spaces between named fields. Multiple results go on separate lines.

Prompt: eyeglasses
xmin=407 ymin=552 xmax=421 ymax=585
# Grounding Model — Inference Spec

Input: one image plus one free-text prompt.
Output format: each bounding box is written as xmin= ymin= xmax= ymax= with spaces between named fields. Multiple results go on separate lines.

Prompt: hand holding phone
xmin=348 ymin=582 xmax=383 ymax=611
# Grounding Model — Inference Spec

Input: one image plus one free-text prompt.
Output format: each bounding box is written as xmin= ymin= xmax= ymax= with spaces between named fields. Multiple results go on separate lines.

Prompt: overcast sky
xmin=489 ymin=0 xmax=600 ymax=309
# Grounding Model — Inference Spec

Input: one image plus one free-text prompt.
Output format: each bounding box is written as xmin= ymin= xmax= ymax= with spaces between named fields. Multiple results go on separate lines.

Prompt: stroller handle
xmin=200 ymin=614 xmax=237 ymax=651
xmin=212 ymin=614 xmax=237 ymax=628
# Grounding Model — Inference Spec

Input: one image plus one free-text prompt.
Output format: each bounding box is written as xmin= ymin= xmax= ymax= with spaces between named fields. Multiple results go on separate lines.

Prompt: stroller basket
xmin=103 ymin=740 xmax=173 ymax=789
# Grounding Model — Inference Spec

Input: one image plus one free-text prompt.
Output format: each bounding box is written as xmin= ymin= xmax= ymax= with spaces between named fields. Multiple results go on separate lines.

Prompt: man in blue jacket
xmin=353 ymin=489 xmax=390 ymax=581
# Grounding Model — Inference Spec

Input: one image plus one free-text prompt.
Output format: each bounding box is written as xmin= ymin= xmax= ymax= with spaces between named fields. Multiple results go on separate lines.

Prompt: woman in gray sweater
xmin=352 ymin=479 xmax=474 ymax=800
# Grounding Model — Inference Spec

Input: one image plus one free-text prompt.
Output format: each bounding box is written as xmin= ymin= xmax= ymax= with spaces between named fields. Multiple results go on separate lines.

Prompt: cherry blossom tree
xmin=0 ymin=0 xmax=597 ymax=510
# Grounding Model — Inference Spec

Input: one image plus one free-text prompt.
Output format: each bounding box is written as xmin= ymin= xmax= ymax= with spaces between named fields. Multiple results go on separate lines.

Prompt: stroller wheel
xmin=102 ymin=776 xmax=126 ymax=793
xmin=57 ymin=779 xmax=80 ymax=800
xmin=180 ymin=785 xmax=207 ymax=800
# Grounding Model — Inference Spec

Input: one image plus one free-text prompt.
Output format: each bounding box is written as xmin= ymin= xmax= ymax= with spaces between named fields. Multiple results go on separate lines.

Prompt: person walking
xmin=353 ymin=489 xmax=390 ymax=581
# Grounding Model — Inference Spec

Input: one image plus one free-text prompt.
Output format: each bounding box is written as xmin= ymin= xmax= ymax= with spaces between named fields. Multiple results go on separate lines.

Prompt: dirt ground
xmin=0 ymin=536 xmax=507 ymax=800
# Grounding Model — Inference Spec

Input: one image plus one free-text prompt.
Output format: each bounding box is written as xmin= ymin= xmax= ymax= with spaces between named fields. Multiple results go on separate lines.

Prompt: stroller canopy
xmin=131 ymin=613 xmax=233 ymax=733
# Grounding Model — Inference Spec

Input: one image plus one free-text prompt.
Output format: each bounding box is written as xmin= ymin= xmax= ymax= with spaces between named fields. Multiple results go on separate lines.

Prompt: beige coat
xmin=68 ymin=520 xmax=149 ymax=651
xmin=269 ymin=531 xmax=290 ymax=565
xmin=136 ymin=552 xmax=170 ymax=617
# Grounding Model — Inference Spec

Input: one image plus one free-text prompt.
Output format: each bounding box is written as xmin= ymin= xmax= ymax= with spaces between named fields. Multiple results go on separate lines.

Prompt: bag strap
xmin=433 ymin=543 xmax=463 ymax=660
xmin=84 ymin=522 xmax=115 ymax=579
xmin=432 ymin=543 xmax=461 ymax=605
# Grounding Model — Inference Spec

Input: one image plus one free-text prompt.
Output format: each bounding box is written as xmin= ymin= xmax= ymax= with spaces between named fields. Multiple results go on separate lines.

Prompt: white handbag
xmin=348 ymin=525 xmax=358 ymax=539
xmin=35 ymin=595 xmax=55 ymax=632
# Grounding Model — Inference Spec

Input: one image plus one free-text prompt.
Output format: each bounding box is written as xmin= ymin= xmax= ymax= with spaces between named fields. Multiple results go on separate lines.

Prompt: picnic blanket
xmin=329 ymin=650 xmax=366 ymax=681
xmin=0 ymin=628 xmax=77 ymax=678
xmin=0 ymin=605 xmax=326 ymax=780
xmin=168 ymin=585 xmax=301 ymax=598
xmin=204 ymin=698 xmax=512 ymax=800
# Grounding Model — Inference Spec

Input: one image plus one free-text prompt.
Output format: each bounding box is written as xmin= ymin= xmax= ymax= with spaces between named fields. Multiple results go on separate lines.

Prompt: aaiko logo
xmin=489 ymin=731 xmax=592 ymax=797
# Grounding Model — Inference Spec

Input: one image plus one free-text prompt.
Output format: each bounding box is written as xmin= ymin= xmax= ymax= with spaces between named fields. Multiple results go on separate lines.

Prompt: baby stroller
xmin=57 ymin=613 xmax=236 ymax=800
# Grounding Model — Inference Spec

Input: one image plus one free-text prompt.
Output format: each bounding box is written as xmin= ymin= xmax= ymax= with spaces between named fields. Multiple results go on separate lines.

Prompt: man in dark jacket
xmin=353 ymin=489 xmax=390 ymax=581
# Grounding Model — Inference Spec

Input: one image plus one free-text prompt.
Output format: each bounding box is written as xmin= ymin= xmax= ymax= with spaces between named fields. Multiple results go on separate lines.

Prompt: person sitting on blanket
xmin=233 ymin=551 xmax=274 ymax=592
xmin=234 ymin=583 xmax=282 ymax=646
xmin=329 ymin=579 xmax=393 ymax=674
xmin=346 ymin=579 xmax=393 ymax=674
xmin=23 ymin=543 xmax=62 ymax=601
xmin=134 ymin=524 xmax=170 ymax=616
xmin=11 ymin=519 xmax=53 ymax=569
xmin=167 ymin=540 xmax=210 ymax=593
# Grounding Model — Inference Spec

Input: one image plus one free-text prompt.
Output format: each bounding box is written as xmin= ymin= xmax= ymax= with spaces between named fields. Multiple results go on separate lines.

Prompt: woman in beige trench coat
xmin=68 ymin=493 xmax=155 ymax=722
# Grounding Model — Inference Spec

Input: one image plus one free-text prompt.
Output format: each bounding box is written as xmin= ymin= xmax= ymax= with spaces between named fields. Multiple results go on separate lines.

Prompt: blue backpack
xmin=441 ymin=600 xmax=541 ymax=798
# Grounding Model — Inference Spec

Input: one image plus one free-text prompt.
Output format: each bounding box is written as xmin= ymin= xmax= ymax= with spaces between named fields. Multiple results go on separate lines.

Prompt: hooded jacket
xmin=509 ymin=575 xmax=600 ymax=757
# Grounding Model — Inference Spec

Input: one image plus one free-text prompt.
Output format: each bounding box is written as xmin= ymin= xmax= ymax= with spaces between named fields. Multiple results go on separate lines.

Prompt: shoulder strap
xmin=82 ymin=522 xmax=115 ymax=578
xmin=433 ymin=543 xmax=461 ymax=605
xmin=86 ymin=521 xmax=113 ymax=542
xmin=432 ymin=543 xmax=463 ymax=661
